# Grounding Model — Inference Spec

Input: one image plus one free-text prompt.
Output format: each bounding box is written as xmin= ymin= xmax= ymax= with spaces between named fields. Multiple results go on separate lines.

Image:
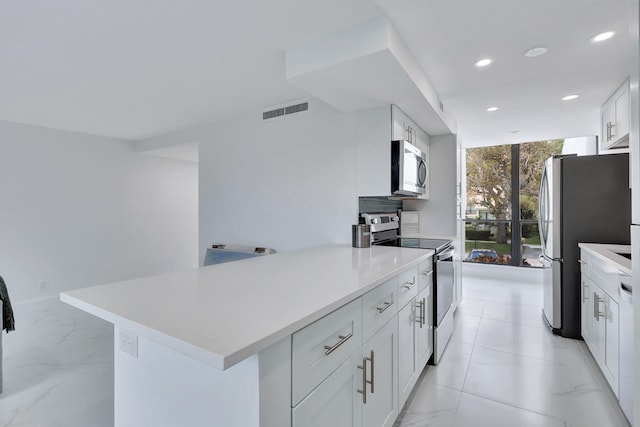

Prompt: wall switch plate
xmin=119 ymin=329 xmax=138 ymax=358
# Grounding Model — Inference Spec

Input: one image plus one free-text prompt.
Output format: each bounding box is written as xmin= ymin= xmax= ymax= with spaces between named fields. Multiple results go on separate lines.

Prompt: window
xmin=465 ymin=140 xmax=564 ymax=267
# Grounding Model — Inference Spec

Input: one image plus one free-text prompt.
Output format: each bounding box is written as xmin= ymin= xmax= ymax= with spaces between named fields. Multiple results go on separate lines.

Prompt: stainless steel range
xmin=360 ymin=212 xmax=455 ymax=364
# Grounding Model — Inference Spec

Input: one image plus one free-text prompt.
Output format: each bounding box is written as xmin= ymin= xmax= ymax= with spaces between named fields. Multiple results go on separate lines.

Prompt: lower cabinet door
xmin=593 ymin=285 xmax=607 ymax=367
xmin=417 ymin=285 xmax=433 ymax=370
xmin=604 ymin=295 xmax=619 ymax=397
xmin=292 ymin=351 xmax=363 ymax=427
xmin=362 ymin=317 xmax=399 ymax=427
xmin=580 ymin=277 xmax=593 ymax=347
xmin=398 ymin=300 xmax=417 ymax=408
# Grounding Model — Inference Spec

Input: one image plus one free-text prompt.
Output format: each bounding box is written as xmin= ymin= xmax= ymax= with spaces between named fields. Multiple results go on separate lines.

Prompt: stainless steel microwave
xmin=391 ymin=140 xmax=427 ymax=196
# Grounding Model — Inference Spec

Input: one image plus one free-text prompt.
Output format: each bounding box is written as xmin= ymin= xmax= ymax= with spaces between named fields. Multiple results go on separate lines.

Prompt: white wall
xmin=403 ymin=134 xmax=457 ymax=237
xmin=0 ymin=120 xmax=198 ymax=427
xmin=0 ymin=121 xmax=199 ymax=302
xmin=198 ymin=99 xmax=358 ymax=256
xmin=139 ymin=99 xmax=359 ymax=259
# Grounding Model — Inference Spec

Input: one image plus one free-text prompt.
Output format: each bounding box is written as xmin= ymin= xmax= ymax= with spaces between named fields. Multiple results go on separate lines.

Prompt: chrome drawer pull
xmin=401 ymin=280 xmax=417 ymax=290
xmin=376 ymin=301 xmax=393 ymax=313
xmin=421 ymin=271 xmax=433 ymax=277
xmin=324 ymin=332 xmax=353 ymax=355
xmin=578 ymin=259 xmax=587 ymax=265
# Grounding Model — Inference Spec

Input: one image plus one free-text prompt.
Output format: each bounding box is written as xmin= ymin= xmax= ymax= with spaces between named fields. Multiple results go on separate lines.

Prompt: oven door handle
xmin=437 ymin=248 xmax=455 ymax=261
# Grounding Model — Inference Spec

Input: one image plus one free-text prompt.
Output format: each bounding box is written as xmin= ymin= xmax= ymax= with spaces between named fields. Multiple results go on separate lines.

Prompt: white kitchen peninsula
xmin=61 ymin=244 xmax=434 ymax=427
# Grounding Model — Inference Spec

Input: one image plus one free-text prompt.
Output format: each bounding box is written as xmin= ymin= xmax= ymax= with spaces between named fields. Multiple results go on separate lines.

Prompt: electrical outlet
xmin=119 ymin=329 xmax=138 ymax=358
xmin=38 ymin=281 xmax=47 ymax=292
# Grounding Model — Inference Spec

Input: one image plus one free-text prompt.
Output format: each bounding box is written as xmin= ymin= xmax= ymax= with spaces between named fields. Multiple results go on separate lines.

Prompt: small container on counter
xmin=352 ymin=224 xmax=371 ymax=248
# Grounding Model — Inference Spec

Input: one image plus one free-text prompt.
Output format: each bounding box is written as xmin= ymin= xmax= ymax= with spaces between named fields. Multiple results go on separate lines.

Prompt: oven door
xmin=435 ymin=246 xmax=455 ymax=326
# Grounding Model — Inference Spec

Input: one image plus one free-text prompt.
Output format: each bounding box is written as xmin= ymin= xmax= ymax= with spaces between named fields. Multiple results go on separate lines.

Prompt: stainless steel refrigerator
xmin=538 ymin=153 xmax=630 ymax=339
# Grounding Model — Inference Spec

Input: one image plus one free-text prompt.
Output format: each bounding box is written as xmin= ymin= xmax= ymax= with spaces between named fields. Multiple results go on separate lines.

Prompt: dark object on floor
xmin=0 ymin=275 xmax=15 ymax=332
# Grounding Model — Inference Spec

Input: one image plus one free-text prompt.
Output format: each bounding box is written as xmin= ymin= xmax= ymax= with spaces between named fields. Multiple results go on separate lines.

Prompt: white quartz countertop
xmin=578 ymin=243 xmax=632 ymax=276
xmin=61 ymin=244 xmax=433 ymax=370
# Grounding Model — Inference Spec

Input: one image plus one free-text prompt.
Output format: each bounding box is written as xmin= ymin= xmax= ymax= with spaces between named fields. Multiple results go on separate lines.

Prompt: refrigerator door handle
xmin=540 ymin=253 xmax=562 ymax=263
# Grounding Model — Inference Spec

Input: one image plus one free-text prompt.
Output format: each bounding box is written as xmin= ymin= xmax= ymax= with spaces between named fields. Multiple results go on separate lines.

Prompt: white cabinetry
xmin=293 ymin=351 xmax=363 ymax=427
xmin=579 ymin=249 xmax=620 ymax=397
xmin=293 ymin=319 xmax=398 ymax=427
xmin=292 ymin=262 xmax=433 ymax=427
xmin=392 ymin=105 xmax=429 ymax=149
xmin=362 ymin=318 xmax=398 ymax=427
xmin=601 ymin=79 xmax=630 ymax=150
xmin=397 ymin=298 xmax=418 ymax=407
xmin=292 ymin=298 xmax=363 ymax=405
xmin=357 ymin=105 xmax=430 ymax=198
xmin=397 ymin=261 xmax=433 ymax=409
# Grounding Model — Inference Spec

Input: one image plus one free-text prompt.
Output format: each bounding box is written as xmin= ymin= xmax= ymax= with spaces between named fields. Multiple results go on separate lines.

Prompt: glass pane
xmin=464 ymin=221 xmax=512 ymax=265
xmin=521 ymin=222 xmax=542 ymax=267
xmin=519 ymin=140 xmax=563 ymax=221
xmin=466 ymin=145 xmax=512 ymax=221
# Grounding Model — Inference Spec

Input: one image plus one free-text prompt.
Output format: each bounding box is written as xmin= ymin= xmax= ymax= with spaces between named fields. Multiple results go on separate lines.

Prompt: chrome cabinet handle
xmin=415 ymin=298 xmax=426 ymax=328
xmin=357 ymin=359 xmax=367 ymax=404
xmin=401 ymin=279 xmax=417 ymax=290
xmin=582 ymin=281 xmax=589 ymax=303
xmin=324 ymin=332 xmax=353 ymax=355
xmin=578 ymin=259 xmax=587 ymax=265
xmin=593 ymin=292 xmax=603 ymax=321
xmin=377 ymin=300 xmax=393 ymax=313
xmin=367 ymin=350 xmax=374 ymax=394
xmin=421 ymin=298 xmax=426 ymax=326
xmin=421 ymin=271 xmax=433 ymax=277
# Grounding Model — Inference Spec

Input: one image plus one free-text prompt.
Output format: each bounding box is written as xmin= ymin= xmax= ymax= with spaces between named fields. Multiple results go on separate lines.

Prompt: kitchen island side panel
xmin=114 ymin=328 xmax=291 ymax=427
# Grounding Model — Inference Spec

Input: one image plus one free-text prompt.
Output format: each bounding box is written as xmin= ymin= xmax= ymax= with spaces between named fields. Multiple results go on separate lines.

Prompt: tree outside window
xmin=465 ymin=140 xmax=564 ymax=267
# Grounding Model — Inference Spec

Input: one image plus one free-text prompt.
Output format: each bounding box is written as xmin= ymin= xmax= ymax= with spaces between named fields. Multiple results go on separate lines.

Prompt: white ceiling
xmin=1 ymin=0 xmax=636 ymax=147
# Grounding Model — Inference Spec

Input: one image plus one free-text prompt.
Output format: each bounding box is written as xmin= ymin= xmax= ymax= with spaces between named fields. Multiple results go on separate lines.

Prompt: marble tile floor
xmin=0 ymin=297 xmax=113 ymax=427
xmin=395 ymin=275 xmax=631 ymax=427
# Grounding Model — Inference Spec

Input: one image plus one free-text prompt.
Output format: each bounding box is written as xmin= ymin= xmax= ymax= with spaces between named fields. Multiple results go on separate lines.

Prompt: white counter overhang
xmin=60 ymin=244 xmax=433 ymax=370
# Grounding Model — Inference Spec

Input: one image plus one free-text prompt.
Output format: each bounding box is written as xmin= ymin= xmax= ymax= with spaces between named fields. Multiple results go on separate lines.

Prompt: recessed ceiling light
xmin=475 ymin=58 xmax=493 ymax=68
xmin=486 ymin=106 xmax=499 ymax=112
xmin=591 ymin=31 xmax=614 ymax=42
xmin=511 ymin=130 xmax=523 ymax=134
xmin=562 ymin=94 xmax=579 ymax=101
xmin=524 ymin=46 xmax=548 ymax=57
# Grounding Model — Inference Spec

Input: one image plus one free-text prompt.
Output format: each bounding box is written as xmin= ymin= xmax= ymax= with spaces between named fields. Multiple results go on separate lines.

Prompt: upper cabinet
xmin=391 ymin=105 xmax=429 ymax=149
xmin=357 ymin=105 xmax=430 ymax=199
xmin=601 ymin=79 xmax=630 ymax=150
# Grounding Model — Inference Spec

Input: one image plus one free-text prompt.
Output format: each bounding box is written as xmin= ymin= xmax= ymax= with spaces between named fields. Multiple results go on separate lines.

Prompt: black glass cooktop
xmin=376 ymin=237 xmax=452 ymax=253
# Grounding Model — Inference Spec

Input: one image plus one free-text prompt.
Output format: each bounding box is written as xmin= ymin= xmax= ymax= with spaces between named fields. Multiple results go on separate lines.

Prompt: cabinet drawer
xmin=397 ymin=266 xmax=419 ymax=309
xmin=292 ymin=298 xmax=363 ymax=406
xmin=417 ymin=257 xmax=433 ymax=293
xmin=589 ymin=256 xmax=620 ymax=300
xmin=363 ymin=277 xmax=398 ymax=341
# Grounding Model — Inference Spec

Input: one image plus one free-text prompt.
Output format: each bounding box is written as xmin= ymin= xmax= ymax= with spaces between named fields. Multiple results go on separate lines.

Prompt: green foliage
xmin=466 ymin=139 xmax=564 ymax=222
